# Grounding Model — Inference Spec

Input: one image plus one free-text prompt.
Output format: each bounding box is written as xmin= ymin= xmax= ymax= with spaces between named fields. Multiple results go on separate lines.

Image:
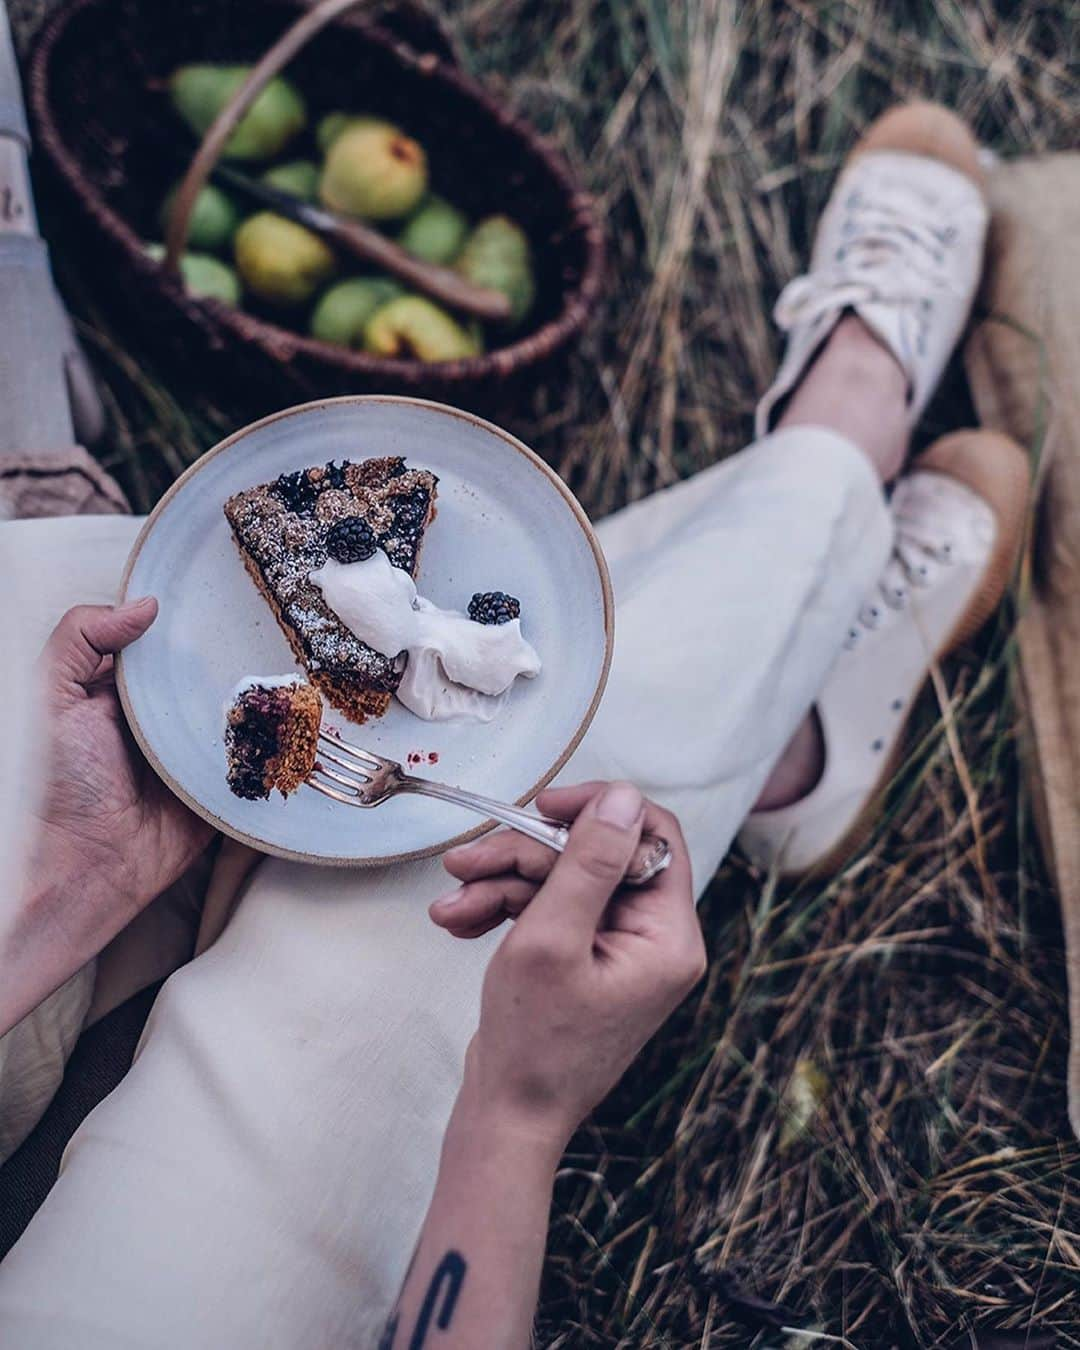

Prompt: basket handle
xmin=162 ymin=0 xmax=505 ymax=320
xmin=164 ymin=0 xmax=370 ymax=275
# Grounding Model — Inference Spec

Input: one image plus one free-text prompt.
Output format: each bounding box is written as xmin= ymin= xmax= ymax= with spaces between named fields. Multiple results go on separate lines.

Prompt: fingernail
xmin=433 ymin=886 xmax=465 ymax=909
xmin=120 ymin=595 xmax=154 ymax=611
xmin=596 ymin=783 xmax=643 ymax=829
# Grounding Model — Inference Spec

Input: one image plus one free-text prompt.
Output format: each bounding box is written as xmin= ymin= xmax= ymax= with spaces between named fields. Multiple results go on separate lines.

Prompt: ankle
xmin=777 ymin=315 xmax=910 ymax=483
xmin=817 ymin=314 xmax=905 ymax=381
xmin=754 ymin=710 xmax=825 ymax=812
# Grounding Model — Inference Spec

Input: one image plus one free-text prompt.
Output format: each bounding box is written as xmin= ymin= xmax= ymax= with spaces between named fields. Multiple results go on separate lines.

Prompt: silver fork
xmin=309 ymin=728 xmax=672 ymax=886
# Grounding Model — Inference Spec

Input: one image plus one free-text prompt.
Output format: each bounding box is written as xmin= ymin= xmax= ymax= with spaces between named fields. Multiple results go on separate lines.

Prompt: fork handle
xmin=400 ymin=778 xmax=671 ymax=886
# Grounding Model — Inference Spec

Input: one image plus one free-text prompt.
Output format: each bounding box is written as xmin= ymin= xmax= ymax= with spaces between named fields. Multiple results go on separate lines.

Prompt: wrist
xmin=19 ymin=836 xmax=134 ymax=966
xmin=25 ymin=822 xmax=111 ymax=903
xmin=449 ymin=1077 xmax=570 ymax=1176
xmin=0 ymin=873 xmax=85 ymax=1034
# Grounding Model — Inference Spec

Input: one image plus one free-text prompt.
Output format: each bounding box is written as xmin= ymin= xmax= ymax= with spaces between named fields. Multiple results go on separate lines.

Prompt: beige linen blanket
xmin=966 ymin=152 xmax=1080 ymax=1136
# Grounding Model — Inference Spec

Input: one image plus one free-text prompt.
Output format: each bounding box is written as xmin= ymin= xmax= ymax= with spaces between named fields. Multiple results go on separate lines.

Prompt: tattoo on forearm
xmin=380 ymin=1250 xmax=467 ymax=1349
xmin=409 ymin=1250 xmax=466 ymax=1348
xmin=377 ymin=1312 xmax=400 ymax=1350
xmin=378 ymin=1248 xmax=467 ymax=1348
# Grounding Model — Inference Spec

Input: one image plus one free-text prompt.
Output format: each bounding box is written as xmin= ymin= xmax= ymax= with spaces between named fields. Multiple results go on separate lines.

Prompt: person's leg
xmin=0 ymin=101 xmax=985 ymax=1350
xmin=753 ymin=315 xmax=908 ymax=809
xmin=0 ymin=4 xmax=104 ymax=467
xmin=0 ymin=9 xmax=172 ymax=1167
xmin=777 ymin=313 xmax=910 ymax=484
xmin=0 ymin=39 xmax=134 ymax=1137
xmin=0 ymin=421 xmax=892 ymax=1349
xmin=739 ymin=106 xmax=1029 ymax=878
xmin=739 ymin=424 xmax=1028 ymax=876
xmin=753 ymin=101 xmax=991 ymax=818
xmin=561 ymin=421 xmax=892 ymax=886
xmin=0 ymin=516 xmax=204 ymax=1172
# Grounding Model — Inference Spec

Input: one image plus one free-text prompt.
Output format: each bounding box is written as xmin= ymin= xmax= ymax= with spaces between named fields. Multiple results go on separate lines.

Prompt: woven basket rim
xmin=28 ymin=0 xmax=606 ymax=386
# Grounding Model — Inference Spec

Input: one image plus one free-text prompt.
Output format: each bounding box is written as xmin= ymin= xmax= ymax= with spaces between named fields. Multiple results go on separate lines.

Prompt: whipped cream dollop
xmin=309 ymin=550 xmax=541 ymax=722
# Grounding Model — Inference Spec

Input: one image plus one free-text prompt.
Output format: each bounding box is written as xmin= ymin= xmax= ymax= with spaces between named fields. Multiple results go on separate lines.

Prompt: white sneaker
xmin=756 ymin=103 xmax=988 ymax=438
xmin=738 ymin=431 xmax=1029 ymax=879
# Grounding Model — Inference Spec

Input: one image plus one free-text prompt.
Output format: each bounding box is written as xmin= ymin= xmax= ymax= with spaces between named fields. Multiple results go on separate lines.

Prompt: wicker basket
xmin=27 ymin=0 xmax=605 ymax=417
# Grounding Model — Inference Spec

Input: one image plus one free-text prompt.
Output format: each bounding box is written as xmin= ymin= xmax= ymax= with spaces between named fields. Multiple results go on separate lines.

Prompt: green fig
xmin=168 ymin=64 xmax=306 ymax=161
xmin=397 ymin=196 xmax=468 ymax=266
xmin=456 ymin=215 xmax=535 ymax=325
xmin=363 ymin=295 xmax=481 ymax=362
xmin=319 ymin=122 xmax=428 ymax=221
xmin=146 ymin=243 xmax=241 ymax=306
xmin=315 ymin=112 xmax=389 ymax=154
xmin=260 ymin=159 xmax=320 ymax=202
xmin=159 ymin=180 xmax=240 ymax=253
xmin=310 ymin=277 xmax=405 ymax=346
xmin=233 ymin=212 xmax=337 ymax=307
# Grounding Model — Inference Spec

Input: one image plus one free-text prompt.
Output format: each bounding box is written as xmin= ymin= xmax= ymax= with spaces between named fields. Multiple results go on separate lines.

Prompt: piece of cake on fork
xmin=223 ymin=456 xmax=438 ymax=723
xmin=224 ymin=676 xmax=323 ymax=800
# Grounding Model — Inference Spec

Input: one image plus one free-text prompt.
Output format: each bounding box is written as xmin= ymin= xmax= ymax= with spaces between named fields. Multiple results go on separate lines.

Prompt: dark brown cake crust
xmin=223 ymin=457 xmax=438 ymax=723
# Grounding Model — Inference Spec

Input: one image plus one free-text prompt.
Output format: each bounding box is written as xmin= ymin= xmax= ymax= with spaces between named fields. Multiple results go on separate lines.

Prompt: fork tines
xmin=306 ymin=729 xmax=379 ymax=805
xmin=317 ymin=728 xmax=381 ymax=769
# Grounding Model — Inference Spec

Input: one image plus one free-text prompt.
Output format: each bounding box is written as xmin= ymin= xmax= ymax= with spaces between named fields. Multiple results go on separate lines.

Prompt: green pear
xmin=146 ymin=244 xmax=241 ymax=306
xmin=169 ymin=65 xmax=306 ymax=161
xmin=233 ymin=212 xmax=337 ymax=307
xmin=456 ymin=215 xmax=535 ymax=325
xmin=315 ymin=112 xmax=390 ymax=154
xmin=397 ymin=196 xmax=468 ymax=266
xmin=466 ymin=318 xmax=486 ymax=354
xmin=319 ymin=122 xmax=428 ymax=221
xmin=261 ymin=159 xmax=320 ymax=202
xmin=159 ymin=180 xmax=240 ymax=252
xmin=363 ymin=295 xmax=481 ymax=362
xmin=310 ymin=277 xmax=405 ymax=346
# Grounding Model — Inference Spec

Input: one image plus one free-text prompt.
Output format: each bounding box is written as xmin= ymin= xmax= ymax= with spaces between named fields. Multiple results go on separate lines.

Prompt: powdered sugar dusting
xmin=223 ymin=456 xmax=438 ymax=699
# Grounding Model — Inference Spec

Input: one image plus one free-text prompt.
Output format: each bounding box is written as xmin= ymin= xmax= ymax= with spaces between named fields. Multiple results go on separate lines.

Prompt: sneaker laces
xmin=773 ymin=193 xmax=962 ymax=335
xmin=845 ymin=476 xmax=956 ymax=646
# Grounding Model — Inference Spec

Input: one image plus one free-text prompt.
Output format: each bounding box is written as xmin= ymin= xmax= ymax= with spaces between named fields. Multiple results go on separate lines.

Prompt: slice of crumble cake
xmin=223 ymin=457 xmax=438 ymax=723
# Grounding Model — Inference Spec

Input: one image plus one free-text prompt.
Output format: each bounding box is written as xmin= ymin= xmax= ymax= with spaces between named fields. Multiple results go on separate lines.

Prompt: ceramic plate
xmin=117 ymin=396 xmax=613 ymax=865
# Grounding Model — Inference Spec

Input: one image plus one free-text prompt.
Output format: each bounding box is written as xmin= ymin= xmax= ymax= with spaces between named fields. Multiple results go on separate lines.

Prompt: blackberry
xmin=326 ymin=516 xmax=378 ymax=564
xmin=273 ymin=468 xmax=319 ymax=515
xmin=468 ymin=591 xmax=521 ymax=625
xmin=381 ymin=488 xmax=432 ymax=571
xmin=324 ymin=460 xmax=351 ymax=490
xmin=391 ymin=487 xmax=429 ymax=532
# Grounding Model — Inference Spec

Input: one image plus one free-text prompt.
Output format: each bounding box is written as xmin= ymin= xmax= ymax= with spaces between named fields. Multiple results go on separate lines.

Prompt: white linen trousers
xmin=0 ymin=425 xmax=891 ymax=1347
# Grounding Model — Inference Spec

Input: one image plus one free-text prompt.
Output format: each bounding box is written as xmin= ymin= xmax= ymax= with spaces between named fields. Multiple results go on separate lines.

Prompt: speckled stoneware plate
xmin=116 ymin=396 xmax=613 ymax=866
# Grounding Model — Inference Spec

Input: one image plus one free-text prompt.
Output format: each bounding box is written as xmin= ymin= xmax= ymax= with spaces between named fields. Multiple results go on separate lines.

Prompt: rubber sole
xmin=850 ymin=100 xmax=987 ymax=193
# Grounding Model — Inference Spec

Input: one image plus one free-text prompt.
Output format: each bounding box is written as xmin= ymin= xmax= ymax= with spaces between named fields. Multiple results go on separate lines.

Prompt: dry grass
xmin=16 ymin=0 xmax=1080 ymax=1343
